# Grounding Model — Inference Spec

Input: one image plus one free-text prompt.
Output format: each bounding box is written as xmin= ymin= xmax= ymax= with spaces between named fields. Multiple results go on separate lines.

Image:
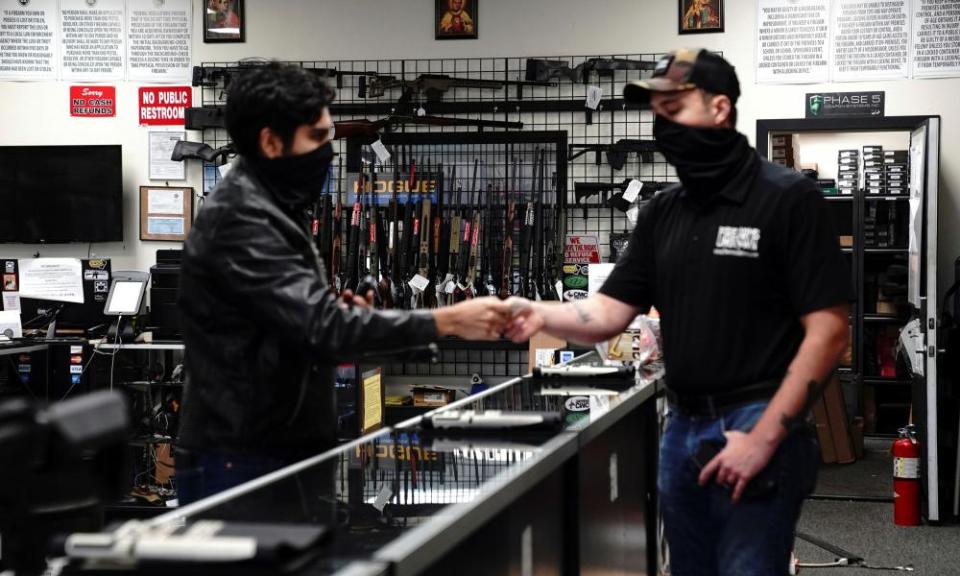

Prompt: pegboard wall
xmin=193 ymin=52 xmax=678 ymax=260
xmin=191 ymin=52 xmax=680 ymax=382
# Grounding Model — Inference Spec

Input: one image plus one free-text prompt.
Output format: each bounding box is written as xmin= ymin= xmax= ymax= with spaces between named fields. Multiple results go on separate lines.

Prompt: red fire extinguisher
xmin=892 ymin=425 xmax=921 ymax=526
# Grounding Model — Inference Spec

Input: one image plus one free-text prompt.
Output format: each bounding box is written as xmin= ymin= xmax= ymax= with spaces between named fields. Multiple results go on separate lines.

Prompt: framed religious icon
xmin=204 ymin=0 xmax=245 ymax=43
xmin=679 ymin=0 xmax=724 ymax=34
xmin=436 ymin=0 xmax=477 ymax=40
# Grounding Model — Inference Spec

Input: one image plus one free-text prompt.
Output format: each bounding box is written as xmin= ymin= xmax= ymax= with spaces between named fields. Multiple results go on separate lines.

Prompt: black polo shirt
xmin=599 ymin=153 xmax=853 ymax=395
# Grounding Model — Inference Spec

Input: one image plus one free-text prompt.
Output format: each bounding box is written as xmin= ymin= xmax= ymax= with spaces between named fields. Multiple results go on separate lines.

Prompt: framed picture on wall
xmin=679 ymin=0 xmax=724 ymax=34
xmin=435 ymin=0 xmax=477 ymax=40
xmin=140 ymin=186 xmax=194 ymax=242
xmin=204 ymin=0 xmax=245 ymax=43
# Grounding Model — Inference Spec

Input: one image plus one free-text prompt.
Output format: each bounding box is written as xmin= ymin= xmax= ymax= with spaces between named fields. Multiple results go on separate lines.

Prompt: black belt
xmin=666 ymin=380 xmax=780 ymax=418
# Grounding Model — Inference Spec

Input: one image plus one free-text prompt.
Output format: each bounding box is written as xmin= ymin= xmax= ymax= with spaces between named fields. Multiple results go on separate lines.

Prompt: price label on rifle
xmin=622 ymin=179 xmax=643 ymax=204
xmin=409 ymin=274 xmax=430 ymax=293
xmin=371 ymin=139 xmax=391 ymax=163
xmin=564 ymin=236 xmax=601 ymax=264
xmin=585 ymin=86 xmax=603 ymax=110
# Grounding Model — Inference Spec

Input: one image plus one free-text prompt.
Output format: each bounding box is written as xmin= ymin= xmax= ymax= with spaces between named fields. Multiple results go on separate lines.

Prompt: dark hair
xmin=701 ymin=89 xmax=737 ymax=128
xmin=225 ymin=61 xmax=335 ymax=158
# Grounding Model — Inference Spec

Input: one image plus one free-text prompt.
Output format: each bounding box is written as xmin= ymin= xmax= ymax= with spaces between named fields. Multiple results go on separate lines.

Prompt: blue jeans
xmin=659 ymin=401 xmax=820 ymax=576
xmin=174 ymin=449 xmax=289 ymax=505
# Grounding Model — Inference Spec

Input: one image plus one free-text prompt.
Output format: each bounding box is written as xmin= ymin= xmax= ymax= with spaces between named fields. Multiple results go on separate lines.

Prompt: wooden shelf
xmin=863 ymin=314 xmax=907 ymax=324
xmin=863 ymin=377 xmax=913 ymax=386
xmin=864 ymin=247 xmax=908 ymax=254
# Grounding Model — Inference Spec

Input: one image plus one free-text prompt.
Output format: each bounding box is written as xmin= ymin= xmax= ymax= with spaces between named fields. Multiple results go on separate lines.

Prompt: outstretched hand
xmin=435 ymin=296 xmax=513 ymax=340
xmin=503 ymin=297 xmax=545 ymax=342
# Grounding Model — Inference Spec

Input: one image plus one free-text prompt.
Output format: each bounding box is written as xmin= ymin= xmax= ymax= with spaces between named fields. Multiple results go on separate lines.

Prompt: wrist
xmin=749 ymin=424 xmax=783 ymax=454
xmin=432 ymin=308 xmax=457 ymax=337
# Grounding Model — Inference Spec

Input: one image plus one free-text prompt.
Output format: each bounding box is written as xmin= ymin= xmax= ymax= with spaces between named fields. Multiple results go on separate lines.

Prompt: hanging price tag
xmin=408 ymin=274 xmax=430 ymax=293
xmin=445 ymin=281 xmax=457 ymax=294
xmin=585 ymin=86 xmax=603 ymax=110
xmin=626 ymin=206 xmax=640 ymax=225
xmin=621 ymin=179 xmax=643 ymax=203
xmin=417 ymin=106 xmax=427 ymax=117
xmin=371 ymin=139 xmax=391 ymax=163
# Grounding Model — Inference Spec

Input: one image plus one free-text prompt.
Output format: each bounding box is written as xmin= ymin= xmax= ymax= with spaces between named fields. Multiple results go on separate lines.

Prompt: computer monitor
xmin=103 ymin=274 xmax=148 ymax=316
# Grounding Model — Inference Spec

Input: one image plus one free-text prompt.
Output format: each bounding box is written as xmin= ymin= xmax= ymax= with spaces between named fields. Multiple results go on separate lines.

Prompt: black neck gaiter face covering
xmin=654 ymin=115 xmax=753 ymax=199
xmin=255 ymin=142 xmax=335 ymax=207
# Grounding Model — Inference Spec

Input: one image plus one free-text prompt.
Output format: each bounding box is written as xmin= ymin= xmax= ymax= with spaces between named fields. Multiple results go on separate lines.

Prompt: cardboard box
xmin=528 ymin=332 xmax=567 ymax=372
xmin=823 ymin=375 xmax=855 ymax=463
xmin=812 ymin=397 xmax=837 ymax=464
xmin=771 ymin=135 xmax=793 ymax=147
xmin=411 ymin=386 xmax=457 ymax=407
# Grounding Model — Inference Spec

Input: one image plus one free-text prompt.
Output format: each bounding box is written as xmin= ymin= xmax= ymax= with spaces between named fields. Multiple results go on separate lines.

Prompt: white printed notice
xmin=126 ymin=0 xmax=190 ymax=83
xmin=148 ymin=131 xmax=185 ymax=181
xmin=756 ymin=0 xmax=830 ymax=83
xmin=0 ymin=0 xmax=58 ymax=81
xmin=832 ymin=0 xmax=910 ymax=82
xmin=18 ymin=258 xmax=84 ymax=304
xmin=60 ymin=0 xmax=124 ymax=81
xmin=912 ymin=0 xmax=960 ymax=78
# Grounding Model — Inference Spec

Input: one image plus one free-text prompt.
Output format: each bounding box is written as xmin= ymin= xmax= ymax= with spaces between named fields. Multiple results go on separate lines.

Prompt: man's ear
xmin=711 ymin=95 xmax=733 ymax=128
xmin=258 ymin=127 xmax=285 ymax=159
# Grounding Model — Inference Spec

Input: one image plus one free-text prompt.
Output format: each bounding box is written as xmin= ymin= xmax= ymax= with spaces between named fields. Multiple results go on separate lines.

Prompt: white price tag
xmin=417 ymin=106 xmax=427 ymax=117
xmin=371 ymin=139 xmax=391 ymax=163
xmin=408 ymin=274 xmax=430 ymax=293
xmin=626 ymin=206 xmax=639 ymax=225
xmin=585 ymin=86 xmax=603 ymax=110
xmin=445 ymin=282 xmax=457 ymax=294
xmin=373 ymin=485 xmax=393 ymax=512
xmin=555 ymin=280 xmax=564 ymax=301
xmin=621 ymin=179 xmax=643 ymax=203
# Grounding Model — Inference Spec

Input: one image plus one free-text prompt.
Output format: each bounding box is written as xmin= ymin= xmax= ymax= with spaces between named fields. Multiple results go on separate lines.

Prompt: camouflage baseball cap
xmin=623 ymin=48 xmax=740 ymax=105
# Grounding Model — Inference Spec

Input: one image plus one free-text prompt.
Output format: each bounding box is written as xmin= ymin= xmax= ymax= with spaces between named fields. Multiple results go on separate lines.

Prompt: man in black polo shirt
xmin=506 ymin=49 xmax=851 ymax=575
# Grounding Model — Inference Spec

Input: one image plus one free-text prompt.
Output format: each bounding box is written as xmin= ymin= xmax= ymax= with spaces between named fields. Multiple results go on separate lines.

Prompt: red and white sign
xmin=70 ymin=86 xmax=116 ymax=118
xmin=138 ymin=86 xmax=192 ymax=126
xmin=564 ymin=235 xmax=601 ymax=264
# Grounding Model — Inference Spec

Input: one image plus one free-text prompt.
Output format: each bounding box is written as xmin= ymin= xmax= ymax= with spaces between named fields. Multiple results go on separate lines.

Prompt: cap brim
xmin=623 ymin=78 xmax=697 ymax=104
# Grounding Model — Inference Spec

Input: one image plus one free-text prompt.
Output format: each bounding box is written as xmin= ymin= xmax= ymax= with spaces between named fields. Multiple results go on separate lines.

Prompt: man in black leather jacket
xmin=175 ymin=62 xmax=510 ymax=503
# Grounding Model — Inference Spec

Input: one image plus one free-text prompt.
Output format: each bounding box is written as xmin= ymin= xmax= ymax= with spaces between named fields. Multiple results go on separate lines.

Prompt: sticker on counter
xmin=70 ymin=345 xmax=84 ymax=355
xmin=2 ymin=275 xmax=17 ymax=291
xmin=4 ymin=261 xmax=14 ymax=274
xmin=70 ymin=365 xmax=83 ymax=374
xmin=94 ymin=280 xmax=109 ymax=293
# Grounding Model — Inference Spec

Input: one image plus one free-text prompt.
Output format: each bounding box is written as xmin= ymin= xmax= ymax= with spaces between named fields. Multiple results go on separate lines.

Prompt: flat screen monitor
xmin=0 ymin=145 xmax=123 ymax=243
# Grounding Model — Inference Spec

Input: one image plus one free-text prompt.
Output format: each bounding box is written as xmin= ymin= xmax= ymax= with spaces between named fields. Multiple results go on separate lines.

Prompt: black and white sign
xmin=832 ymin=0 xmax=909 ymax=81
xmin=126 ymin=0 xmax=191 ymax=83
xmin=0 ymin=0 xmax=58 ymax=80
xmin=806 ymin=91 xmax=885 ymax=118
xmin=912 ymin=0 xmax=960 ymax=78
xmin=757 ymin=0 xmax=830 ymax=84
xmin=60 ymin=0 xmax=124 ymax=81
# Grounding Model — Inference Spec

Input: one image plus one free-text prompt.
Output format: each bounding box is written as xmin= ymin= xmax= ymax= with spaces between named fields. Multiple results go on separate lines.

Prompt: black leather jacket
xmin=177 ymin=157 xmax=437 ymax=460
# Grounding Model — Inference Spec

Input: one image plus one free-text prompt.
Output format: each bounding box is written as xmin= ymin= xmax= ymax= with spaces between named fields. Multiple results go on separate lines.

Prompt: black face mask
xmin=654 ymin=115 xmax=751 ymax=196
xmin=258 ymin=142 xmax=334 ymax=206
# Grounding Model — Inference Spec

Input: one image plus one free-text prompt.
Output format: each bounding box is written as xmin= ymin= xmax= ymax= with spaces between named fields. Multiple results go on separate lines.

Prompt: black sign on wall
xmin=806 ymin=92 xmax=885 ymax=119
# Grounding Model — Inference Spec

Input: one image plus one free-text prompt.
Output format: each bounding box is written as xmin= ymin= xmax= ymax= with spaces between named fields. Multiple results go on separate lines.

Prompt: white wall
xmin=1 ymin=0 xmax=957 ymax=294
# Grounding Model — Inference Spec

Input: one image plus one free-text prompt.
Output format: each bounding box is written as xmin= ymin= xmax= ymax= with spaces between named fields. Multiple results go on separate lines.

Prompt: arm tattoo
xmin=780 ymin=378 xmax=829 ymax=433
xmin=572 ymin=302 xmax=592 ymax=325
